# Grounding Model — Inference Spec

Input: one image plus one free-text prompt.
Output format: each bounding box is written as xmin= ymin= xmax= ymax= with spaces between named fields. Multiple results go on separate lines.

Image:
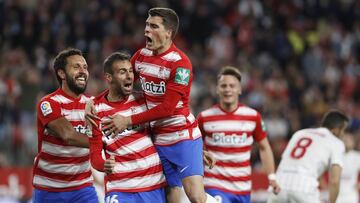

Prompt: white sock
xmin=205 ymin=193 xmax=218 ymax=203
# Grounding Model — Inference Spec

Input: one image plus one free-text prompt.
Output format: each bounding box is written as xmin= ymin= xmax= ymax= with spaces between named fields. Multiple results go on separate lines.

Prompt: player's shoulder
xmin=39 ymin=88 xmax=69 ymax=104
xmin=234 ymin=105 xmax=259 ymax=116
xmin=199 ymin=105 xmax=224 ymax=118
xmin=127 ymin=91 xmax=145 ymax=103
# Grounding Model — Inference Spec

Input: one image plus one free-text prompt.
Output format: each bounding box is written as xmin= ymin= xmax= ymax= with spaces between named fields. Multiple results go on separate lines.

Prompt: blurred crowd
xmin=0 ymin=0 xmax=359 ymax=167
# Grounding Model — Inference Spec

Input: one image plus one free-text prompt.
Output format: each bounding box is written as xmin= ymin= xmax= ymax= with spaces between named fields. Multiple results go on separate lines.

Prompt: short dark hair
xmin=53 ymin=48 xmax=83 ymax=85
xmin=321 ymin=110 xmax=349 ymax=130
xmin=217 ymin=66 xmax=242 ymax=82
xmin=148 ymin=7 xmax=179 ymax=40
xmin=103 ymin=52 xmax=131 ymax=74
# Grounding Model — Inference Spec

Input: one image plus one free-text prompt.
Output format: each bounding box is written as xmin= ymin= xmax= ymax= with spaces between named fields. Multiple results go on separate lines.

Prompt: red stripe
xmin=106 ymin=133 xmax=148 ymax=150
xmin=35 ymin=168 xmax=91 ymax=181
xmin=215 ymin=160 xmax=251 ymax=168
xmin=40 ymin=152 xmax=89 ymax=164
xmin=107 ymin=164 xmax=163 ymax=180
xmin=206 ymin=145 xmax=251 ymax=153
xmin=205 ymin=185 xmax=251 ymax=195
xmin=43 ymin=135 xmax=67 ymax=146
xmin=106 ymin=182 xmax=167 ymax=193
xmin=204 ymin=172 xmax=251 ymax=182
xmin=113 ymin=146 xmax=158 ymax=162
xmin=201 ymin=114 xmax=257 ymax=122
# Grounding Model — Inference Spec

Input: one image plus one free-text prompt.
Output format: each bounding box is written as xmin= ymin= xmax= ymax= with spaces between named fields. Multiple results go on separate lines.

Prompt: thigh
xmin=156 ymin=138 xmax=204 ymax=182
xmin=105 ymin=192 xmax=134 ymax=203
xmin=71 ymin=186 xmax=99 ymax=203
xmin=32 ymin=189 xmax=66 ymax=203
xmin=290 ymin=191 xmax=321 ymax=203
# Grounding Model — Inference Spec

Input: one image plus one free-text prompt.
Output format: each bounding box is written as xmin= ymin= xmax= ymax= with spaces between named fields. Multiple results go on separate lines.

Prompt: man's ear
xmin=105 ymin=73 xmax=112 ymax=83
xmin=57 ymin=69 xmax=66 ymax=80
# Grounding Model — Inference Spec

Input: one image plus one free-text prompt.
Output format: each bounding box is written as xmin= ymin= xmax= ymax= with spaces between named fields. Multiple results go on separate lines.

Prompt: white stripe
xmin=205 ymin=165 xmax=251 ymax=177
xmin=33 ymin=175 xmax=93 ymax=188
xmin=204 ymin=177 xmax=251 ymax=192
xmin=113 ymin=153 xmax=162 ymax=173
xmin=95 ymin=103 xmax=113 ymax=113
xmin=79 ymin=95 xmax=93 ymax=103
xmin=38 ymin=159 xmax=90 ymax=174
xmin=187 ymin=113 xmax=195 ymax=123
xmin=161 ymin=51 xmax=182 ymax=62
xmin=112 ymin=136 xmax=154 ymax=156
xmin=234 ymin=106 xmax=257 ymax=116
xmin=203 ymin=120 xmax=256 ymax=132
xmin=154 ymin=127 xmax=201 ymax=145
xmin=205 ymin=135 xmax=254 ymax=148
xmin=140 ymin=48 xmax=153 ymax=56
xmin=42 ymin=141 xmax=89 ymax=157
xmin=135 ymin=62 xmax=171 ymax=79
xmin=200 ymin=107 xmax=226 ymax=117
xmin=150 ymin=115 xmax=187 ymax=128
xmin=176 ymin=100 xmax=184 ymax=108
xmin=61 ymin=109 xmax=85 ymax=121
xmin=106 ymin=171 xmax=165 ymax=191
xmin=211 ymin=151 xmax=251 ymax=162
xmin=50 ymin=95 xmax=73 ymax=104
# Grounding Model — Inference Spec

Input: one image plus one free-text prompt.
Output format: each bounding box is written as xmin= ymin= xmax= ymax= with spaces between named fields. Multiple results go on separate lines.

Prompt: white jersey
xmin=276 ymin=127 xmax=345 ymax=194
xmin=336 ymin=150 xmax=360 ymax=203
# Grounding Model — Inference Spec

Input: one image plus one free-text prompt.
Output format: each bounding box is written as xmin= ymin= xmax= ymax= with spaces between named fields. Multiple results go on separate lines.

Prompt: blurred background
xmin=0 ymin=0 xmax=359 ymax=202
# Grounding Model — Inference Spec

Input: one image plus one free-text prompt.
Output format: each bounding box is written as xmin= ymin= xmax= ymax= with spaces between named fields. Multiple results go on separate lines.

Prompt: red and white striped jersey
xmin=89 ymin=91 xmax=166 ymax=193
xmin=197 ymin=104 xmax=267 ymax=194
xmin=131 ymin=44 xmax=201 ymax=146
xmin=276 ymin=127 xmax=345 ymax=194
xmin=34 ymin=88 xmax=93 ymax=191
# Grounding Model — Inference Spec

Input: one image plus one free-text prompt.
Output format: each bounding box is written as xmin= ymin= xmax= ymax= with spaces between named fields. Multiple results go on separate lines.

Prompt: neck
xmin=220 ymin=102 xmax=238 ymax=112
xmin=62 ymin=84 xmax=81 ymax=98
xmin=107 ymin=88 xmax=125 ymax=102
xmin=153 ymin=41 xmax=172 ymax=55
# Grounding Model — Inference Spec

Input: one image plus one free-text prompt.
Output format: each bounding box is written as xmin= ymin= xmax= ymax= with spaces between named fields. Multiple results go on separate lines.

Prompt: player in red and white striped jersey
xmin=87 ymin=52 xmax=166 ymax=203
xmin=98 ymin=8 xmax=217 ymax=203
xmin=33 ymin=48 xmax=98 ymax=202
xmin=267 ymin=110 xmax=348 ymax=203
xmin=197 ymin=66 xmax=280 ymax=203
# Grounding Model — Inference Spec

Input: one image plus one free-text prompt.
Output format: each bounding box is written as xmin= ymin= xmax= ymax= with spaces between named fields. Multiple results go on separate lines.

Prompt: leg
xmin=71 ymin=186 xmax=99 ymax=203
xmin=166 ymin=186 xmax=183 ymax=203
xmin=182 ymin=175 xmax=207 ymax=203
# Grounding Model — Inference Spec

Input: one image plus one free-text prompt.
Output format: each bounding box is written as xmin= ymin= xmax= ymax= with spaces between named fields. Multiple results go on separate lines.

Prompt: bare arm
xmin=47 ymin=117 xmax=89 ymax=148
xmin=258 ymin=138 xmax=280 ymax=194
xmin=328 ymin=164 xmax=342 ymax=203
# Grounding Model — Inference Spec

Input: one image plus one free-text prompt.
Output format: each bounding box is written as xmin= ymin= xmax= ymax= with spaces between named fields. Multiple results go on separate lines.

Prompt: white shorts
xmin=267 ymin=189 xmax=321 ymax=203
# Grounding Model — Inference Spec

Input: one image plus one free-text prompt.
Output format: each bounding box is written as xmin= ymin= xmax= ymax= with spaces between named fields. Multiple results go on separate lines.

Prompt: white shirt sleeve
xmin=330 ymin=141 xmax=345 ymax=168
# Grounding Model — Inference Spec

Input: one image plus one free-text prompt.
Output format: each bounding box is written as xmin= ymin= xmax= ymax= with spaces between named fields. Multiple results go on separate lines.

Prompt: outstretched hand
xmin=101 ymin=114 xmax=132 ymax=138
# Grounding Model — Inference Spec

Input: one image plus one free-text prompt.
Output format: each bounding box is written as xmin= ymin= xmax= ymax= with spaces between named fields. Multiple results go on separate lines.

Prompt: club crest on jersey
xmin=40 ymin=101 xmax=52 ymax=116
xmin=139 ymin=76 xmax=166 ymax=95
xmin=174 ymin=67 xmax=190 ymax=86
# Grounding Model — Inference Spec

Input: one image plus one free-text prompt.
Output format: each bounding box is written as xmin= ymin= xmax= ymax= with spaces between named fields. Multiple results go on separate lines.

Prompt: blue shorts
xmin=206 ymin=188 xmax=250 ymax=203
xmin=155 ymin=138 xmax=204 ymax=187
xmin=32 ymin=186 xmax=99 ymax=203
xmin=105 ymin=188 xmax=165 ymax=203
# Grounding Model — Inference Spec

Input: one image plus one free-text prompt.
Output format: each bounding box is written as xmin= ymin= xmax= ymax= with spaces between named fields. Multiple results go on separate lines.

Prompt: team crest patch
xmin=40 ymin=101 xmax=52 ymax=116
xmin=174 ymin=67 xmax=190 ymax=86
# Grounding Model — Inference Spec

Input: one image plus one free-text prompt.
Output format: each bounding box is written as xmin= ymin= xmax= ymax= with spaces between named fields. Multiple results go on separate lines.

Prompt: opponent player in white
xmin=267 ymin=110 xmax=349 ymax=203
xmin=336 ymin=133 xmax=360 ymax=203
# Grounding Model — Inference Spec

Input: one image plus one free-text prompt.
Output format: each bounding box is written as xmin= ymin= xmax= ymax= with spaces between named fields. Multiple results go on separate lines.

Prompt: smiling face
xmin=217 ymin=75 xmax=242 ymax=108
xmin=60 ymin=55 xmax=88 ymax=95
xmin=144 ymin=15 xmax=172 ymax=55
xmin=106 ymin=60 xmax=133 ymax=97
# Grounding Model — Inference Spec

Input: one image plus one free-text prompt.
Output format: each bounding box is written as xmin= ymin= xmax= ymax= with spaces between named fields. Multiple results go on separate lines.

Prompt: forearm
xmin=328 ymin=182 xmax=340 ymax=203
xmin=259 ymin=140 xmax=276 ymax=174
xmin=66 ymin=132 xmax=89 ymax=148
xmin=89 ymin=136 xmax=105 ymax=172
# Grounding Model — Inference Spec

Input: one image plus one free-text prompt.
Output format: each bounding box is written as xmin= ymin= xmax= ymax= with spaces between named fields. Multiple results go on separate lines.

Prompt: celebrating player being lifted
xmin=87 ymin=7 xmax=217 ymax=203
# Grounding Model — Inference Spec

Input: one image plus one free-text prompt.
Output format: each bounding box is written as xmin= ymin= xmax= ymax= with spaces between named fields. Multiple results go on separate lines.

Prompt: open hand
xmin=203 ymin=150 xmax=216 ymax=169
xmin=85 ymin=100 xmax=100 ymax=127
xmin=101 ymin=114 xmax=131 ymax=138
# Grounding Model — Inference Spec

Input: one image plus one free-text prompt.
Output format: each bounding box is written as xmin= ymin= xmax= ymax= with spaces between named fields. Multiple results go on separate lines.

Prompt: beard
xmin=65 ymin=72 xmax=87 ymax=95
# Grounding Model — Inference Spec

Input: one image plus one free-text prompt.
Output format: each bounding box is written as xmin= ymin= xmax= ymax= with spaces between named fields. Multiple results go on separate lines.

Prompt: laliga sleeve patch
xmin=40 ymin=101 xmax=53 ymax=116
xmin=174 ymin=67 xmax=190 ymax=86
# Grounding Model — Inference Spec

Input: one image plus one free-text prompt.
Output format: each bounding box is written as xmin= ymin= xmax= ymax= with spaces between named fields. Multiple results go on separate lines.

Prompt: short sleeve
xmin=330 ymin=141 xmax=345 ymax=168
xmin=166 ymin=59 xmax=192 ymax=96
xmin=253 ymin=113 xmax=267 ymax=142
xmin=37 ymin=98 xmax=62 ymax=126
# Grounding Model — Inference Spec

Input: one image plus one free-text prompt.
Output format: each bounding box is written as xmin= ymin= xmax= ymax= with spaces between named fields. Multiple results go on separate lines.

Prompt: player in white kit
xmin=267 ymin=110 xmax=349 ymax=203
xmin=336 ymin=133 xmax=360 ymax=203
